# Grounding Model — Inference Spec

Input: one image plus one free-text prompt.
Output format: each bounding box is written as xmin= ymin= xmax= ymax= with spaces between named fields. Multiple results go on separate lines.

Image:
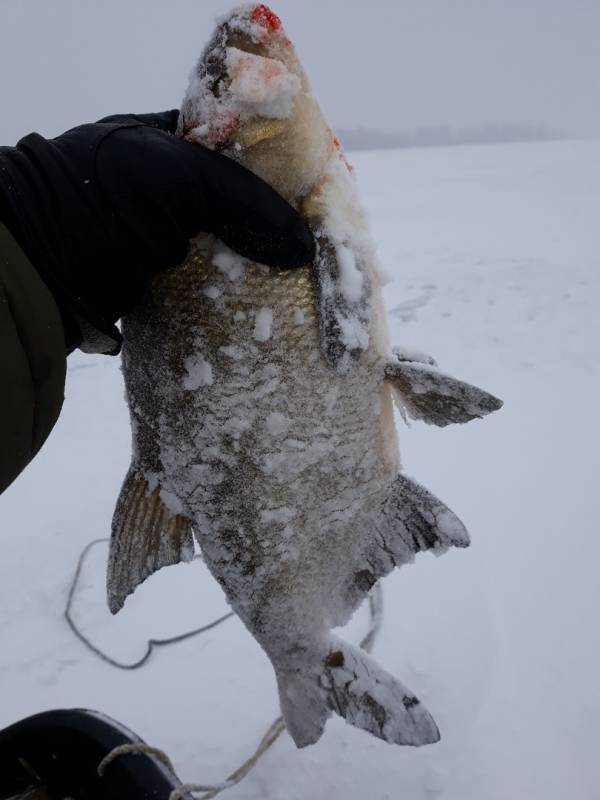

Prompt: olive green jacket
xmin=0 ymin=222 xmax=66 ymax=495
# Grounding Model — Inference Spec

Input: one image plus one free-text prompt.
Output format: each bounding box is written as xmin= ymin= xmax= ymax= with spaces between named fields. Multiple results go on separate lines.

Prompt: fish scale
xmin=106 ymin=3 xmax=501 ymax=749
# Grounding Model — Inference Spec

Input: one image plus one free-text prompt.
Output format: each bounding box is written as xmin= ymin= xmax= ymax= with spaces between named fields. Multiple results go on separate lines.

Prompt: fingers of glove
xmin=96 ymin=110 xmax=180 ymax=133
xmin=170 ymin=137 xmax=316 ymax=268
xmin=96 ymin=126 xmax=315 ymax=270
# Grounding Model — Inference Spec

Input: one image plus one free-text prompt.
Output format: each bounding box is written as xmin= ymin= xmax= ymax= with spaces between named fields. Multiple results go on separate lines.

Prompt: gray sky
xmin=0 ymin=0 xmax=598 ymax=145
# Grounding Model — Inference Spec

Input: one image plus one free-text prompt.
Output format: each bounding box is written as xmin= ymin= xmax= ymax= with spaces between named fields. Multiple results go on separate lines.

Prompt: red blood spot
xmin=330 ymin=131 xmax=354 ymax=173
xmin=211 ymin=110 xmax=240 ymax=143
xmin=184 ymin=109 xmax=240 ymax=147
xmin=250 ymin=4 xmax=282 ymax=31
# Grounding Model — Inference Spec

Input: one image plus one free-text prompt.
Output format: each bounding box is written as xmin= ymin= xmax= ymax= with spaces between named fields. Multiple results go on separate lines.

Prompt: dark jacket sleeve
xmin=0 ymin=222 xmax=66 ymax=495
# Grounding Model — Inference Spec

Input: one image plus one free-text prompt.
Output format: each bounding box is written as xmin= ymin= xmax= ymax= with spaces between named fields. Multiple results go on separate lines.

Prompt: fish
xmin=107 ymin=3 xmax=502 ymax=748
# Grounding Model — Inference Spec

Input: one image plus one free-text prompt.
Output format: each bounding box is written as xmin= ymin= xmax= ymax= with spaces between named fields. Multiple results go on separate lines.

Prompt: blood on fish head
xmin=178 ymin=4 xmax=333 ymax=205
xmin=230 ymin=4 xmax=292 ymax=51
xmin=178 ymin=4 xmax=300 ymax=151
xmin=249 ymin=4 xmax=284 ymax=35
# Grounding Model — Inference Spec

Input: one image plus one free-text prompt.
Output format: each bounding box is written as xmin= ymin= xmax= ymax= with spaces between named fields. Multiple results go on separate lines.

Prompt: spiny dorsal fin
xmin=107 ymin=468 xmax=194 ymax=613
xmin=385 ymin=352 xmax=502 ymax=427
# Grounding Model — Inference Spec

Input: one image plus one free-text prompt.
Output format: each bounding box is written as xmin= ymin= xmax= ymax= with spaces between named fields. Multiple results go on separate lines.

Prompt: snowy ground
xmin=2 ymin=138 xmax=599 ymax=799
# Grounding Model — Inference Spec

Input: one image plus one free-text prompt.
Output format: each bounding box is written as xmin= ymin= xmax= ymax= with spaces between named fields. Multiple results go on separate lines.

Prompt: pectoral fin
xmin=385 ymin=353 xmax=502 ymax=426
xmin=107 ymin=468 xmax=194 ymax=614
xmin=310 ymin=225 xmax=372 ymax=373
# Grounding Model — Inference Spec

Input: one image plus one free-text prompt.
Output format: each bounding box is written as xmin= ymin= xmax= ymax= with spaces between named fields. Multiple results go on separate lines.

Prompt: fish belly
xmin=124 ymin=241 xmax=394 ymax=637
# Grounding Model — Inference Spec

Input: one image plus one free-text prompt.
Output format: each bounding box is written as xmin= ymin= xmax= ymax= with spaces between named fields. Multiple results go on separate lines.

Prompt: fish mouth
xmin=179 ymin=4 xmax=298 ymax=151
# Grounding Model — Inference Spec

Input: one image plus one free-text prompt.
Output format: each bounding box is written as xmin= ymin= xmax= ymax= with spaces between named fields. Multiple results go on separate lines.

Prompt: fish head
xmin=178 ymin=3 xmax=332 ymax=205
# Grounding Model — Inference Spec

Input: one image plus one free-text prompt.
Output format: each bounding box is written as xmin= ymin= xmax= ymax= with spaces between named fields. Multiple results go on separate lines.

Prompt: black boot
xmin=0 ymin=708 xmax=191 ymax=799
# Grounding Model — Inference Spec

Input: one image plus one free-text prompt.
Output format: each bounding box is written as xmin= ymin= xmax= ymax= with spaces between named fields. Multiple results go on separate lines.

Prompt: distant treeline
xmin=337 ymin=123 xmax=568 ymax=151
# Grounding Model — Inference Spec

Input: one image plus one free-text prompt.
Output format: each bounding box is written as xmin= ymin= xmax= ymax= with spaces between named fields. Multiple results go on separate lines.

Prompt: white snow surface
xmin=1 ymin=139 xmax=600 ymax=799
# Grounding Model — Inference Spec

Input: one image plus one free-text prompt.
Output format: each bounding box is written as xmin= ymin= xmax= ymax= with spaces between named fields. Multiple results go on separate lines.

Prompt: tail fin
xmin=276 ymin=636 xmax=439 ymax=748
xmin=107 ymin=468 xmax=194 ymax=614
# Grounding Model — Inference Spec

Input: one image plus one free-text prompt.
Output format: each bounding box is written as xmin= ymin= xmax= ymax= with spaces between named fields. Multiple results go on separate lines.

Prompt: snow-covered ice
xmin=1 ymin=138 xmax=599 ymax=798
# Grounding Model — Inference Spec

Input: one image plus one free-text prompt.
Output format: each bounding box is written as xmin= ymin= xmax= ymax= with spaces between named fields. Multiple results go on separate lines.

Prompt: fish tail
xmin=276 ymin=635 xmax=439 ymax=748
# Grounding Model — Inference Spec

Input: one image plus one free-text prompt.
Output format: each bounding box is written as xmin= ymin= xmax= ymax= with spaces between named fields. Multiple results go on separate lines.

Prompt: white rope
xmin=98 ymin=584 xmax=383 ymax=799
xmin=174 ymin=717 xmax=287 ymax=800
xmin=97 ymin=742 xmax=176 ymax=777
xmin=169 ymin=779 xmax=235 ymax=800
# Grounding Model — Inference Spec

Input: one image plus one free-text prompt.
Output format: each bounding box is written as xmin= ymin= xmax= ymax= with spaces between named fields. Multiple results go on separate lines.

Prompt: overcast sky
xmin=0 ymin=0 xmax=598 ymax=145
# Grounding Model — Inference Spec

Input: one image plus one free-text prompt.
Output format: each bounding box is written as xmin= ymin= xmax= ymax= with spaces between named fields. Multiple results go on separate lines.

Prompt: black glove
xmin=0 ymin=110 xmax=315 ymax=352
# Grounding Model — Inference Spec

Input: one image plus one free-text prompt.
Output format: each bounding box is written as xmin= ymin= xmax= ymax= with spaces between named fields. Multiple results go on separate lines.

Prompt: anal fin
xmin=341 ymin=474 xmax=470 ymax=616
xmin=385 ymin=354 xmax=502 ymax=427
xmin=107 ymin=468 xmax=194 ymax=614
xmin=368 ymin=473 xmax=470 ymax=580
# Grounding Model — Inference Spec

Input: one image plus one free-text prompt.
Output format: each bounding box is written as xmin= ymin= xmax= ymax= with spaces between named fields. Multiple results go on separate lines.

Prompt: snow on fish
xmin=107 ymin=3 xmax=502 ymax=748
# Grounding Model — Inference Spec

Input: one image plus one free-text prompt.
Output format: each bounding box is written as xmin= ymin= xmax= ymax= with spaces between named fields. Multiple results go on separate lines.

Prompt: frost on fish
xmin=393 ymin=345 xmax=438 ymax=367
xmin=253 ymin=307 xmax=273 ymax=341
xmin=183 ymin=353 xmax=214 ymax=389
xmin=308 ymin=157 xmax=375 ymax=372
xmin=109 ymin=3 xmax=503 ymax=750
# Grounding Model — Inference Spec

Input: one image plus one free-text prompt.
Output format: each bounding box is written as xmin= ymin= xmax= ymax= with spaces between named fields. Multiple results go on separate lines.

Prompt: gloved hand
xmin=0 ymin=110 xmax=315 ymax=352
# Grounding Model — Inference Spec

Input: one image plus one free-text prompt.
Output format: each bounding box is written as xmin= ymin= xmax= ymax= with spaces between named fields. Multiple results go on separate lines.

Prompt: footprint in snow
xmin=390 ymin=285 xmax=437 ymax=322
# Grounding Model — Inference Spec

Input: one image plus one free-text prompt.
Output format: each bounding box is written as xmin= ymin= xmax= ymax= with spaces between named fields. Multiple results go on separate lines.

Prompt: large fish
xmin=107 ymin=3 xmax=501 ymax=748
